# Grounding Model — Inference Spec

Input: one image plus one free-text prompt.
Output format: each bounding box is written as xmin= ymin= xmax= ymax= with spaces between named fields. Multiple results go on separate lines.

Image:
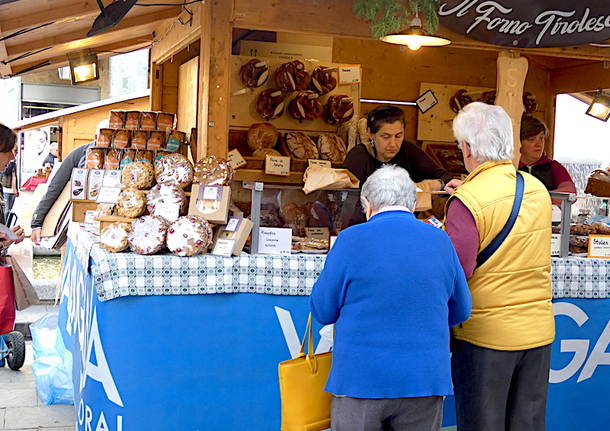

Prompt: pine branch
xmin=353 ymin=0 xmax=441 ymax=38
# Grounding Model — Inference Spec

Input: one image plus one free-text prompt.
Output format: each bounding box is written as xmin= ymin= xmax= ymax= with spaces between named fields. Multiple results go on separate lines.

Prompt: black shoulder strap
xmin=476 ymin=172 xmax=525 ymax=268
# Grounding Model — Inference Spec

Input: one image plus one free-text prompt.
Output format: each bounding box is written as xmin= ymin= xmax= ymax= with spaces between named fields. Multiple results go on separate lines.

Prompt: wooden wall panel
xmin=177 ymin=56 xmax=199 ymax=134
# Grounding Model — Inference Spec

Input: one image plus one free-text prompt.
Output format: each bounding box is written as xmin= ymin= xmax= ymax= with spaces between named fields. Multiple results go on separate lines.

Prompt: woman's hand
xmin=444 ymin=179 xmax=463 ymax=194
xmin=11 ymin=225 xmax=25 ymax=244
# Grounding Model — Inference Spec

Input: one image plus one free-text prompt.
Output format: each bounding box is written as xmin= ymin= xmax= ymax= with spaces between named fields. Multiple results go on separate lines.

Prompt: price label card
xmin=588 ymin=235 xmax=610 ymax=258
xmin=202 ymin=186 xmax=221 ymax=201
xmin=224 ymin=217 xmax=241 ymax=232
xmin=265 ymin=155 xmax=290 ymax=176
xmin=212 ymin=238 xmax=236 ymax=256
xmin=84 ymin=210 xmax=97 ymax=225
xmin=551 ymin=234 xmax=561 ymax=257
xmin=228 ymin=149 xmax=247 ymax=170
xmin=96 ymin=186 xmax=121 ymax=204
xmin=305 ymin=227 xmax=330 ymax=241
xmin=308 ymin=159 xmax=332 ymax=168
xmin=339 ymin=66 xmax=361 ymax=84
xmin=258 ymin=227 xmax=292 ymax=255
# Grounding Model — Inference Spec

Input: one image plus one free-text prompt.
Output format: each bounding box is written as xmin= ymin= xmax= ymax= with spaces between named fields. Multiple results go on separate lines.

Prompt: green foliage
xmin=353 ymin=0 xmax=441 ymax=38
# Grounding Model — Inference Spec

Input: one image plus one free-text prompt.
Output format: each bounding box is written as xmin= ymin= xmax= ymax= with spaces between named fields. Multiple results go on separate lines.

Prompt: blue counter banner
xmin=58 ymin=240 xmax=609 ymax=430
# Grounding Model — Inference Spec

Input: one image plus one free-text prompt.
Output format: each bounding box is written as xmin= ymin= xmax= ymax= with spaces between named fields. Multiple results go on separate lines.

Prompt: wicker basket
xmin=585 ymin=170 xmax=610 ymax=197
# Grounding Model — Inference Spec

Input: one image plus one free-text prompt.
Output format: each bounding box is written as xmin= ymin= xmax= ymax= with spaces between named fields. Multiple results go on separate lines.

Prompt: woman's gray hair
xmin=361 ymin=165 xmax=417 ymax=212
xmin=452 ymin=102 xmax=514 ymax=162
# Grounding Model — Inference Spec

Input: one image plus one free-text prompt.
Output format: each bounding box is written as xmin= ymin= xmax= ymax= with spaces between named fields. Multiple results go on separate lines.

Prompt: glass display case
xmin=238 ymin=182 xmax=361 ymax=253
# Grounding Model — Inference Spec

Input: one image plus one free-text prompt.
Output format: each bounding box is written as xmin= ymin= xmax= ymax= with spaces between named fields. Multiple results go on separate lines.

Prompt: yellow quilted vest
xmin=449 ymin=160 xmax=555 ymax=350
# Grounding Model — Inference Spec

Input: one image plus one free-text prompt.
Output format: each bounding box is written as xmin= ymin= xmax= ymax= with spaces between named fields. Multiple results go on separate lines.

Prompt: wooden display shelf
xmin=233 ymin=168 xmax=305 ymax=184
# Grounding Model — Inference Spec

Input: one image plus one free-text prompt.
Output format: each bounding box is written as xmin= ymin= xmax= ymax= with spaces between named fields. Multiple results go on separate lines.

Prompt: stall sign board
xmin=339 ymin=66 xmax=361 ymax=85
xmin=587 ymin=235 xmax=610 ymax=258
xmin=265 ymin=155 xmax=291 ymax=176
xmin=228 ymin=149 xmax=247 ymax=170
xmin=438 ymin=0 xmax=610 ymax=48
xmin=258 ymin=227 xmax=292 ymax=255
xmin=551 ymin=234 xmax=561 ymax=257
xmin=308 ymin=159 xmax=331 ymax=168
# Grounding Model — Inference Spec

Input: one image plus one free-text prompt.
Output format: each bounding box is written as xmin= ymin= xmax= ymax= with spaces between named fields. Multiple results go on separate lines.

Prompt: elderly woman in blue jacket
xmin=310 ymin=165 xmax=471 ymax=431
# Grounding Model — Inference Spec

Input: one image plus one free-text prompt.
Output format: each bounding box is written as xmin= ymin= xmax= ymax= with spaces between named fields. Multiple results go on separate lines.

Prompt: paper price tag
xmin=305 ymin=227 xmax=330 ymax=241
xmin=339 ymin=66 xmax=361 ymax=84
xmin=96 ymin=186 xmax=122 ymax=204
xmin=228 ymin=149 xmax=247 ymax=170
xmin=265 ymin=155 xmax=290 ymax=176
xmin=588 ymin=235 xmax=610 ymax=259
xmin=258 ymin=227 xmax=292 ymax=255
xmin=308 ymin=159 xmax=331 ymax=168
xmin=84 ymin=210 xmax=97 ymax=225
xmin=212 ymin=238 xmax=236 ymax=256
xmin=551 ymin=234 xmax=561 ymax=257
xmin=202 ymin=186 xmax=220 ymax=201
xmin=224 ymin=217 xmax=241 ymax=232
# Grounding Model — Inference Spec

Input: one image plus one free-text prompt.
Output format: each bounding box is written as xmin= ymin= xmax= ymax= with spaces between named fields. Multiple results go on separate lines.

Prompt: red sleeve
xmin=550 ymin=160 xmax=573 ymax=185
xmin=445 ymin=198 xmax=479 ymax=279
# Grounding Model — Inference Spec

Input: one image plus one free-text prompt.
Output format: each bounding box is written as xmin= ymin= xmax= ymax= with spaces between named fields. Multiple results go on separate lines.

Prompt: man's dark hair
xmin=367 ymin=105 xmax=405 ymax=134
xmin=0 ymin=124 xmax=16 ymax=153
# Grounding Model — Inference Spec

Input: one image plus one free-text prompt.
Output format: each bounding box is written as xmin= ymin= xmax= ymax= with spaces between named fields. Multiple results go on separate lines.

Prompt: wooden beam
xmin=551 ymin=62 xmax=610 ymax=94
xmin=150 ymin=3 xmax=202 ymax=64
xmin=232 ymin=0 xmax=610 ymax=61
xmin=198 ymin=0 xmax=232 ymax=158
xmin=150 ymin=61 xmax=163 ymax=111
xmin=0 ymin=1 xmax=100 ymax=35
xmin=6 ymin=8 xmax=180 ymax=59
xmin=10 ymin=35 xmax=152 ymax=76
xmin=0 ymin=23 xmax=11 ymax=76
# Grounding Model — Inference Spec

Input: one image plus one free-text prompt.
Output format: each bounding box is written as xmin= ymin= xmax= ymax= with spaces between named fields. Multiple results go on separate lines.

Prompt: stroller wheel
xmin=6 ymin=331 xmax=26 ymax=371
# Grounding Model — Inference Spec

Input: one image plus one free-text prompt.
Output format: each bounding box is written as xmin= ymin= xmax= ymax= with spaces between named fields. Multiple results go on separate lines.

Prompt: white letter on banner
xmin=95 ymin=412 xmax=109 ymax=431
xmin=82 ymin=309 xmax=124 ymax=407
xmin=275 ymin=306 xmax=333 ymax=358
xmin=578 ymin=320 xmax=610 ymax=382
xmin=549 ymin=302 xmax=589 ymax=384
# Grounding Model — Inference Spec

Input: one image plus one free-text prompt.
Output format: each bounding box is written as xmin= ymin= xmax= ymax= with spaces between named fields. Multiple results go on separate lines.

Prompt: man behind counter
xmin=342 ymin=105 xmax=453 ymax=224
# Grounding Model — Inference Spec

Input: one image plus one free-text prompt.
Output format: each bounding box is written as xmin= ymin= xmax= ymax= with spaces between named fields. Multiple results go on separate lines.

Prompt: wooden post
xmin=198 ymin=0 xmax=233 ymax=159
xmin=150 ymin=61 xmax=163 ymax=111
xmin=495 ymin=51 xmax=528 ymax=167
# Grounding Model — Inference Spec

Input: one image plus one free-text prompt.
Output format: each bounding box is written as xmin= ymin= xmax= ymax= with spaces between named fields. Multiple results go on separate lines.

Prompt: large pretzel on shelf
xmin=239 ymin=59 xmax=269 ymax=88
xmin=324 ymin=95 xmax=354 ymax=125
xmin=310 ymin=66 xmax=337 ymax=95
xmin=275 ymin=60 xmax=310 ymax=93
xmin=288 ymin=91 xmax=323 ymax=121
xmin=256 ymin=89 xmax=285 ymax=121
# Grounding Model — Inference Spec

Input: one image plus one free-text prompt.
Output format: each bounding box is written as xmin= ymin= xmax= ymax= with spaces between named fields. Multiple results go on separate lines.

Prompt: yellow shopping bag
xmin=278 ymin=313 xmax=332 ymax=431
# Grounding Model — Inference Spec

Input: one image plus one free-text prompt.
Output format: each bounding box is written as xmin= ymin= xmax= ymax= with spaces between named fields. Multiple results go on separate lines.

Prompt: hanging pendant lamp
xmin=381 ymin=16 xmax=451 ymax=51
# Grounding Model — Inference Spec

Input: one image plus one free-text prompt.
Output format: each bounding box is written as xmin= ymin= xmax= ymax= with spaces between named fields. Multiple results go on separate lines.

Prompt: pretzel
xmin=256 ymin=89 xmax=285 ymax=121
xmin=239 ymin=59 xmax=269 ymax=88
xmin=309 ymin=66 xmax=337 ymax=95
xmin=288 ymin=91 xmax=323 ymax=121
xmin=275 ymin=60 xmax=310 ymax=93
xmin=324 ymin=95 xmax=354 ymax=125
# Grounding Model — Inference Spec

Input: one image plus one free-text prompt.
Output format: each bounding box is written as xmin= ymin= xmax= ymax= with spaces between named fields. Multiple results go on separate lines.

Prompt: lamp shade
xmin=68 ymin=51 xmax=99 ymax=85
xmin=586 ymin=92 xmax=610 ymax=122
xmin=381 ymin=20 xmax=451 ymax=51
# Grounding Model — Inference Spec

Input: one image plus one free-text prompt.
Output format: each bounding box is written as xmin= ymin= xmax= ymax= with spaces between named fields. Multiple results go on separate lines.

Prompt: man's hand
xmin=30 ymin=227 xmax=42 ymax=245
xmin=444 ymin=179 xmax=464 ymax=195
xmin=11 ymin=225 xmax=25 ymax=244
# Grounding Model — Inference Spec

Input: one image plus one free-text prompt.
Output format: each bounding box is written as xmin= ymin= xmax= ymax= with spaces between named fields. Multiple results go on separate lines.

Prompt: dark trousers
xmin=331 ymin=395 xmax=443 ymax=431
xmin=451 ymin=339 xmax=551 ymax=431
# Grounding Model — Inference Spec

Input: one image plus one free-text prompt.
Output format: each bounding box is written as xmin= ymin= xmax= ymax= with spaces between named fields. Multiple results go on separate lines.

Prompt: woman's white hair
xmin=361 ymin=165 xmax=416 ymax=212
xmin=452 ymin=102 xmax=514 ymax=162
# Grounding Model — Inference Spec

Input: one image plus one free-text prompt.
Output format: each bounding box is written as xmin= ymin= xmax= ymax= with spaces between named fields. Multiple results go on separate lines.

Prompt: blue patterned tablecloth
xmin=68 ymin=224 xmax=610 ymax=302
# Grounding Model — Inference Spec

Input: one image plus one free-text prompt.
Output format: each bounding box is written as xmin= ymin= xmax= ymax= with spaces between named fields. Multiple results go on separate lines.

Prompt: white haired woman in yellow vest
xmin=443 ymin=102 xmax=554 ymax=431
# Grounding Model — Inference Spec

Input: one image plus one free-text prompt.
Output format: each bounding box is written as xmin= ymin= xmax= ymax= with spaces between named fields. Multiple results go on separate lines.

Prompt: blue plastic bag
xmin=30 ymin=313 xmax=74 ymax=405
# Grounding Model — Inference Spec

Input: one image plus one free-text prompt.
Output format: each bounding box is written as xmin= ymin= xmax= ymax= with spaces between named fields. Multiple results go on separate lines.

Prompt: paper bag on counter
xmin=302 ymin=166 xmax=360 ymax=195
xmin=414 ymin=180 xmax=440 ymax=212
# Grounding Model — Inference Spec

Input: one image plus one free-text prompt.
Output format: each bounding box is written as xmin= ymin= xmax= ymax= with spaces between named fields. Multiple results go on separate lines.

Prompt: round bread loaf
xmin=247 ymin=123 xmax=278 ymax=150
xmin=194 ymin=155 xmax=233 ymax=186
xmin=284 ymin=132 xmax=319 ymax=159
xmin=128 ymin=215 xmax=168 ymax=255
xmin=122 ymin=161 xmax=155 ymax=190
xmin=99 ymin=222 xmax=132 ymax=253
xmin=155 ymin=153 xmax=194 ymax=189
xmin=166 ymin=216 xmax=213 ymax=257
xmin=147 ymin=184 xmax=187 ymax=223
xmin=317 ymin=133 xmax=347 ymax=163
xmin=115 ymin=188 xmax=147 ymax=218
